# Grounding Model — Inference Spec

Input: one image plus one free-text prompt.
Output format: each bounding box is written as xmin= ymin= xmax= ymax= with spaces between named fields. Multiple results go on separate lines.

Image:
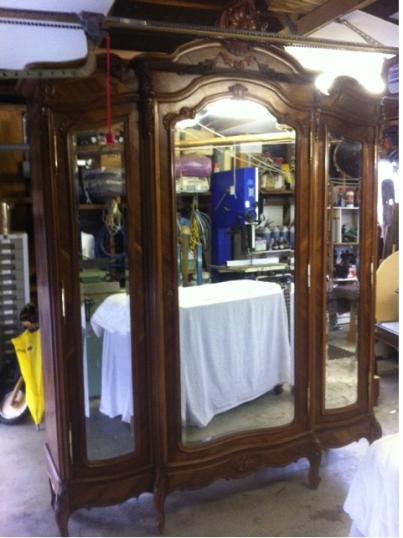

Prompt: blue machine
xmin=211 ymin=167 xmax=258 ymax=265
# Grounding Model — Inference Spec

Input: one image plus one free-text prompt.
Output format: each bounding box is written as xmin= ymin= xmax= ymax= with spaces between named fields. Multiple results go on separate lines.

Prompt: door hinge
xmin=307 ymin=263 xmax=311 ymax=288
xmin=53 ymin=133 xmax=58 ymax=171
xmin=61 ymin=283 xmax=66 ymax=319
xmin=68 ymin=423 xmax=73 ymax=463
xmin=370 ymin=260 xmax=375 ymax=287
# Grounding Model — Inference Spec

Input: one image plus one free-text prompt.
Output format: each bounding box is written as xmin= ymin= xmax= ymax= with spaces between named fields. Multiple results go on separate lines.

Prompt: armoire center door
xmin=155 ymin=78 xmax=315 ymax=480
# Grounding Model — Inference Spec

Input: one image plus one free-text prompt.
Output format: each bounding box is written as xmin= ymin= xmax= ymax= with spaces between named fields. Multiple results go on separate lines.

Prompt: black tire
xmin=273 ymin=383 xmax=284 ymax=395
xmin=0 ymin=388 xmax=28 ymax=425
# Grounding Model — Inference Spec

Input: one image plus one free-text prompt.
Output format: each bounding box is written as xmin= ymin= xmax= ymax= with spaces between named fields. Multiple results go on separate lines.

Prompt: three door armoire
xmin=23 ymin=28 xmax=384 ymax=536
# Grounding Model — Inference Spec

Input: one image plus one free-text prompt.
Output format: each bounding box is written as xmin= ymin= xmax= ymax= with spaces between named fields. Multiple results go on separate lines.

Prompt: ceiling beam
xmin=280 ymin=0 xmax=378 ymax=35
xmin=104 ymin=15 xmax=398 ymax=54
xmin=274 ymin=13 xmax=299 ymax=33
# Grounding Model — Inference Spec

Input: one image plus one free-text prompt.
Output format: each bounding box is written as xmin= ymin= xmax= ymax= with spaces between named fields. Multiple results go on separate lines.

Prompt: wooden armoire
xmin=22 ymin=31 xmax=384 ymax=536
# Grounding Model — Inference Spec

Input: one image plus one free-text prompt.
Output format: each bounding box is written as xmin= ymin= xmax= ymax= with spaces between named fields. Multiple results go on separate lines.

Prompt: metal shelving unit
xmin=0 ymin=233 xmax=30 ymax=374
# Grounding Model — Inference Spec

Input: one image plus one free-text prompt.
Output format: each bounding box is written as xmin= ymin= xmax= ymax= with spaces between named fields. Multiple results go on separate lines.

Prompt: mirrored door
xmin=72 ymin=124 xmax=134 ymax=461
xmin=172 ymin=98 xmax=297 ymax=446
xmin=324 ymin=134 xmax=362 ymax=409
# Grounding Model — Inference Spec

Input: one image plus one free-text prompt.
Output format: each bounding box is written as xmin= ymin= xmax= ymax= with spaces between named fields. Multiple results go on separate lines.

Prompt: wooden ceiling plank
xmin=285 ymin=0 xmax=378 ymax=35
xmin=268 ymin=8 xmax=313 ymax=14
xmin=271 ymin=0 xmax=322 ymax=11
xmin=123 ymin=0 xmax=222 ymax=11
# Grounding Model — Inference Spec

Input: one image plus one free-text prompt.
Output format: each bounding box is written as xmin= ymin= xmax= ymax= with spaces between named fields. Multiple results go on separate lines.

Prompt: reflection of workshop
xmin=175 ymin=103 xmax=295 ymax=289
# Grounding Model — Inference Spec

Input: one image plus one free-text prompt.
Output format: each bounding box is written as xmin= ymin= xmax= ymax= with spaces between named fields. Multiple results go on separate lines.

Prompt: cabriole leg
xmin=307 ymin=449 xmax=322 ymax=489
xmin=369 ymin=416 xmax=382 ymax=443
xmin=154 ymin=472 xmax=167 ymax=534
xmin=54 ymin=491 xmax=70 ymax=537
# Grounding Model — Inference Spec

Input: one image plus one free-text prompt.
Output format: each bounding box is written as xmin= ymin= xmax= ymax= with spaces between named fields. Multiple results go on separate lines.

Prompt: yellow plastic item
xmin=11 ymin=329 xmax=44 ymax=426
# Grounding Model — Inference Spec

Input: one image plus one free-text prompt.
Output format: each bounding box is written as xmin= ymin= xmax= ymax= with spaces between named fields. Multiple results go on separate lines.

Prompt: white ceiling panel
xmin=309 ymin=10 xmax=398 ymax=47
xmin=0 ymin=24 xmax=88 ymax=70
xmin=0 ymin=1 xmax=114 ymax=15
xmin=0 ymin=1 xmax=114 ymax=71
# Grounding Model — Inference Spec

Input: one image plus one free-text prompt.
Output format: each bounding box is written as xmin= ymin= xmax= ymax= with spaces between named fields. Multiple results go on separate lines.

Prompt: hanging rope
xmin=105 ymin=32 xmax=114 ymax=144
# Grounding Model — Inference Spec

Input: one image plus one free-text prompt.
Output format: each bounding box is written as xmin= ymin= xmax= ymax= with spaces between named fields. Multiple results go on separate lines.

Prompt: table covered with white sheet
xmin=90 ymin=279 xmax=293 ymax=427
xmin=178 ymin=280 xmax=292 ymax=426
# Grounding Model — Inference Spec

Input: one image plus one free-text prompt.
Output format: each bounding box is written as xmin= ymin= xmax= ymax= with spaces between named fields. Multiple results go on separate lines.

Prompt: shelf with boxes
xmin=174 ymin=126 xmax=296 ymax=284
xmin=328 ymin=172 xmax=361 ymax=284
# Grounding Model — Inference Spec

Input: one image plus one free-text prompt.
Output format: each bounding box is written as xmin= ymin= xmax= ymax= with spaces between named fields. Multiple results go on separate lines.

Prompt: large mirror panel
xmin=325 ymin=134 xmax=361 ymax=409
xmin=73 ymin=124 xmax=134 ymax=460
xmin=173 ymin=98 xmax=297 ymax=446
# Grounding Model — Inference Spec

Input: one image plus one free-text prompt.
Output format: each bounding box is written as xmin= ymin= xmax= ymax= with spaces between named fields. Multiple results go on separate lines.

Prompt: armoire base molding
xmin=47 ymin=412 xmax=381 ymax=536
xmin=315 ymin=413 xmax=382 ymax=449
xmin=164 ymin=434 xmax=322 ymax=494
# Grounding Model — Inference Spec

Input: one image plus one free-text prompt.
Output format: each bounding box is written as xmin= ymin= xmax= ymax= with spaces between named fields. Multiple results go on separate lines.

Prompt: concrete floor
xmin=0 ymin=358 xmax=398 ymax=537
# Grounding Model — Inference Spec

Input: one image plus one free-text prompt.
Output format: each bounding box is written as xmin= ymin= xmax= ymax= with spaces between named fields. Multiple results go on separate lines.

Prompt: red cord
xmin=105 ymin=32 xmax=114 ymax=145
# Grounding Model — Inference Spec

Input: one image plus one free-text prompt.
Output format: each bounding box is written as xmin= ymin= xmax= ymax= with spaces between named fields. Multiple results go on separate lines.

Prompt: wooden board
xmin=375 ymin=250 xmax=399 ymax=322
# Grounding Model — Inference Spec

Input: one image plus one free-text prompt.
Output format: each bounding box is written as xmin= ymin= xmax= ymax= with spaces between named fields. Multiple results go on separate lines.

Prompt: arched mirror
xmin=173 ymin=97 xmax=297 ymax=446
xmin=72 ymin=123 xmax=134 ymax=461
xmin=324 ymin=133 xmax=362 ymax=409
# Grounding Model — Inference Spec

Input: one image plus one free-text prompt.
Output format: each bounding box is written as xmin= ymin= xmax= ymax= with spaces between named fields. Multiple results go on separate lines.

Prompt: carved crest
xmin=217 ymin=0 xmax=264 ymax=68
xmin=218 ymin=0 xmax=258 ymax=31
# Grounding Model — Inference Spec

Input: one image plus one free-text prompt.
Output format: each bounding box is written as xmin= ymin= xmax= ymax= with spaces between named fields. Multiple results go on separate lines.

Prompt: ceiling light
xmin=286 ymin=46 xmax=391 ymax=95
xmin=204 ymin=99 xmax=274 ymax=120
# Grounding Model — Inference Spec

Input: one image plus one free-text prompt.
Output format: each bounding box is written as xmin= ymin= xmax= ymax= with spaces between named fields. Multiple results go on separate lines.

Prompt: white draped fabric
xmin=344 ymin=434 xmax=399 ymax=537
xmin=89 ymin=280 xmax=293 ymax=427
xmin=91 ymin=294 xmax=132 ymax=423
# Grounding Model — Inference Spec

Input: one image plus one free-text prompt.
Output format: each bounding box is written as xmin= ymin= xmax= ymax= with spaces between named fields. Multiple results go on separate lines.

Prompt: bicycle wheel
xmin=0 ymin=388 xmax=28 ymax=425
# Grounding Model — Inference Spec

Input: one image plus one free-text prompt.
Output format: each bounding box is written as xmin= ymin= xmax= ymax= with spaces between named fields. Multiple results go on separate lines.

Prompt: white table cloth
xmin=344 ymin=434 xmax=399 ymax=537
xmin=179 ymin=280 xmax=292 ymax=426
xmin=90 ymin=280 xmax=292 ymax=426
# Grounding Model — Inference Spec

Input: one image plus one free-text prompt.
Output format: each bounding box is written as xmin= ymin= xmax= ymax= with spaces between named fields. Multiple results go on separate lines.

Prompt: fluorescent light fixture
xmin=204 ymin=99 xmax=274 ymax=120
xmin=286 ymin=47 xmax=390 ymax=95
xmin=176 ymin=100 xmax=275 ymax=129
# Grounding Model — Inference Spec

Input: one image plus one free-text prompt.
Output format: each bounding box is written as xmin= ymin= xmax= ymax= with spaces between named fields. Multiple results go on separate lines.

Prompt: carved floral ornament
xmin=218 ymin=0 xmax=258 ymax=31
xmin=163 ymin=106 xmax=198 ymax=131
xmin=218 ymin=0 xmax=270 ymax=32
xmin=228 ymin=83 xmax=248 ymax=99
xmin=216 ymin=0 xmax=270 ymax=69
